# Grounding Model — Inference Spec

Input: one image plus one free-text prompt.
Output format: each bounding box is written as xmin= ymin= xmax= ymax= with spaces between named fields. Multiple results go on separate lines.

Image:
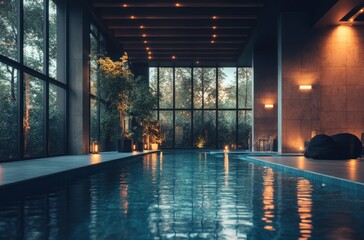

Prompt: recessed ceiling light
xmin=142 ymin=34 xmax=146 ymax=37
xmin=361 ymin=9 xmax=364 ymax=13
xmin=148 ymin=56 xmax=152 ymax=59
xmin=172 ymin=56 xmax=176 ymax=59
xmin=140 ymin=25 xmax=144 ymax=29
xmin=212 ymin=26 xmax=217 ymax=29
xmin=196 ymin=61 xmax=200 ymax=64
xmin=148 ymin=51 xmax=152 ymax=55
xmin=212 ymin=16 xmax=217 ymax=19
xmin=213 ymin=34 xmax=217 ymax=38
xmin=211 ymin=40 xmax=215 ymax=44
xmin=130 ymin=15 xmax=135 ymax=19
xmin=176 ymin=3 xmax=181 ymax=7
xmin=146 ymin=47 xmax=150 ymax=50
xmin=123 ymin=4 xmax=127 ymax=7
xmin=144 ymin=40 xmax=148 ymax=44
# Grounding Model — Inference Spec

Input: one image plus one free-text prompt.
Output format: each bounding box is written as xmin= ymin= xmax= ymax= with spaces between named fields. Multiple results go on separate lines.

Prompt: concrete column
xmin=253 ymin=44 xmax=278 ymax=151
xmin=67 ymin=0 xmax=90 ymax=154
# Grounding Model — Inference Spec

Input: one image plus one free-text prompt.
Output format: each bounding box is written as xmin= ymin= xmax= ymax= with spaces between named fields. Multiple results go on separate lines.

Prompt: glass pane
xmin=175 ymin=68 xmax=191 ymax=109
xmin=0 ymin=63 xmax=18 ymax=160
xmin=238 ymin=68 xmax=253 ymax=109
xmin=238 ymin=110 xmax=252 ymax=149
xmin=49 ymin=84 xmax=65 ymax=156
xmin=175 ymin=111 xmax=191 ymax=148
xmin=90 ymin=98 xmax=99 ymax=150
xmin=202 ymin=68 xmax=216 ymax=109
xmin=49 ymin=0 xmax=57 ymax=79
xmin=193 ymin=68 xmax=202 ymax=109
xmin=159 ymin=68 xmax=173 ymax=109
xmin=24 ymin=73 xmax=45 ymax=158
xmin=218 ymin=111 xmax=236 ymax=148
xmin=24 ymin=0 xmax=45 ymax=73
xmin=100 ymin=103 xmax=119 ymax=152
xmin=218 ymin=67 xmax=236 ymax=109
xmin=0 ymin=0 xmax=18 ymax=60
xmin=90 ymin=33 xmax=98 ymax=96
xmin=159 ymin=111 xmax=173 ymax=148
xmin=193 ymin=110 xmax=216 ymax=148
xmin=149 ymin=67 xmax=158 ymax=99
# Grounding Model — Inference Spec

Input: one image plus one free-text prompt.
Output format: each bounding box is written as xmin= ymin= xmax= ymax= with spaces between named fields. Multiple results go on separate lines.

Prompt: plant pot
xmin=136 ymin=142 xmax=144 ymax=151
xmin=118 ymin=139 xmax=132 ymax=152
xmin=150 ymin=143 xmax=159 ymax=150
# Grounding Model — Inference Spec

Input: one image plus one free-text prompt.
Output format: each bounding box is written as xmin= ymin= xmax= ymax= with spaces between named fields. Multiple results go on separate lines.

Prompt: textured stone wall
xmin=279 ymin=12 xmax=364 ymax=152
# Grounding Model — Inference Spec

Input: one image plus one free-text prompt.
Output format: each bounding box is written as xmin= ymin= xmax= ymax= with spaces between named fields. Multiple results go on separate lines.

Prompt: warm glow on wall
xmin=299 ymin=85 xmax=312 ymax=90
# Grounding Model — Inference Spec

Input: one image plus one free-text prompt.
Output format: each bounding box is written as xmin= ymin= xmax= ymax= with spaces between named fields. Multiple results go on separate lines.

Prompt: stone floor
xmin=0 ymin=151 xmax=156 ymax=187
xmin=245 ymin=155 xmax=364 ymax=191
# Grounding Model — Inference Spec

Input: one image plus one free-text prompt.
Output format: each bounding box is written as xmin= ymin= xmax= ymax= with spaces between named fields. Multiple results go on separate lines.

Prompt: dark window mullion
xmin=157 ymin=66 xmax=160 ymax=121
xmin=190 ymin=66 xmax=194 ymax=148
xmin=215 ymin=66 xmax=218 ymax=148
xmin=172 ymin=66 xmax=175 ymax=148
xmin=235 ymin=67 xmax=239 ymax=148
xmin=44 ymin=0 xmax=50 ymax=156
xmin=18 ymin=0 xmax=24 ymax=159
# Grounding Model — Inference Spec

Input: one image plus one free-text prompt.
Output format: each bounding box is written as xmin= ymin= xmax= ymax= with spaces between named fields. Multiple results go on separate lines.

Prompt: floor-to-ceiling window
xmin=0 ymin=0 xmax=66 ymax=161
xmin=89 ymin=23 xmax=118 ymax=152
xmin=150 ymin=67 xmax=252 ymax=149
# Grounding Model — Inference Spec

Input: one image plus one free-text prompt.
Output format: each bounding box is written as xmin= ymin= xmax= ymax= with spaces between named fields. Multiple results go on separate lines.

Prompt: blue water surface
xmin=1 ymin=152 xmax=364 ymax=239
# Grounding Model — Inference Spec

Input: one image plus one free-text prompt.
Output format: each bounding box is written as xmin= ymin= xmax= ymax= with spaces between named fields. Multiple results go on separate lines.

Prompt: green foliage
xmin=128 ymin=75 xmax=158 ymax=142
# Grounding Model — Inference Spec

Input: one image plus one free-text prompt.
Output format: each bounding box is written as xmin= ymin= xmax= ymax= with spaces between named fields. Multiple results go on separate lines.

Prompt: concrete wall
xmin=279 ymin=12 xmax=364 ymax=152
xmin=253 ymin=47 xmax=278 ymax=151
xmin=68 ymin=0 xmax=90 ymax=154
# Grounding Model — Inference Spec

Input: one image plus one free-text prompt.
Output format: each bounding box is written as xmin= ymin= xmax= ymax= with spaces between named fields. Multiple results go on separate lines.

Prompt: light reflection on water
xmin=0 ymin=152 xmax=364 ymax=239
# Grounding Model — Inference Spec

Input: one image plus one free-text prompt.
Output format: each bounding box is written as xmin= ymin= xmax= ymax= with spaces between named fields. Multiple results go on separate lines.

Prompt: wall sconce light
xmin=92 ymin=141 xmax=99 ymax=154
xmin=264 ymin=104 xmax=274 ymax=109
xmin=144 ymin=144 xmax=148 ymax=150
xmin=299 ymin=85 xmax=312 ymax=90
xmin=224 ymin=145 xmax=229 ymax=152
xmin=132 ymin=144 xmax=136 ymax=151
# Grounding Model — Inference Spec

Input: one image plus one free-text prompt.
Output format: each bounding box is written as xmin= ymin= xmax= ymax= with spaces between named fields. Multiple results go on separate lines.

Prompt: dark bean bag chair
xmin=304 ymin=134 xmax=339 ymax=159
xmin=331 ymin=133 xmax=362 ymax=159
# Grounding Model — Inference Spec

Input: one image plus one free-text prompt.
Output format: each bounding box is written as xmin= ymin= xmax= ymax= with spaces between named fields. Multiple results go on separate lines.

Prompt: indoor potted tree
xmin=128 ymin=75 xmax=158 ymax=150
xmin=98 ymin=52 xmax=134 ymax=152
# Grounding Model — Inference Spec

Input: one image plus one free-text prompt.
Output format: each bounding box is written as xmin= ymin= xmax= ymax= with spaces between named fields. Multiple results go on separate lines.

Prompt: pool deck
xmin=244 ymin=154 xmax=364 ymax=192
xmin=0 ymin=151 xmax=157 ymax=188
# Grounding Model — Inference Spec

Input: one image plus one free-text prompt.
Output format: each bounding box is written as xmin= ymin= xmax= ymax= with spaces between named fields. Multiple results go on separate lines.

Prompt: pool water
xmin=1 ymin=152 xmax=364 ymax=239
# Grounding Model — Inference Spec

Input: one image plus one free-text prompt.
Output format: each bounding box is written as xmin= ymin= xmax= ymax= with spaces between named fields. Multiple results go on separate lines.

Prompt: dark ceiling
xmin=91 ymin=0 xmax=265 ymax=64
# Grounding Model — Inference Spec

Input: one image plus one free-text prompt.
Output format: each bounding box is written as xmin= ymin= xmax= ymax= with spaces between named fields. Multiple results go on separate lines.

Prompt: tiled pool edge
xmin=0 ymin=151 xmax=159 ymax=199
xmin=243 ymin=156 xmax=364 ymax=194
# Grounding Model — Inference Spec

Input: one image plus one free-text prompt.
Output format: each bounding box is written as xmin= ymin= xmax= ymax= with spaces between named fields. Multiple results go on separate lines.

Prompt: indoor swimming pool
xmin=0 ymin=152 xmax=364 ymax=239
